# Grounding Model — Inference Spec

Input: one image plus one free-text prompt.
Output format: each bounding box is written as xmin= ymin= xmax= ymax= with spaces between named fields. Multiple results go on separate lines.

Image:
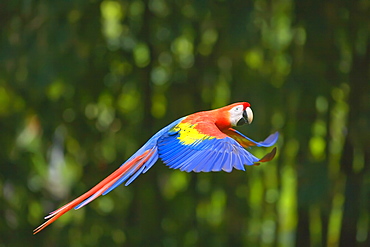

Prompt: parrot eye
xmin=228 ymin=105 xmax=246 ymax=126
xmin=232 ymin=106 xmax=243 ymax=113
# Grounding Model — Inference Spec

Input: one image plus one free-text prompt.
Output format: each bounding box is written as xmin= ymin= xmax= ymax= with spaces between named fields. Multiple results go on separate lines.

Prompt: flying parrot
xmin=34 ymin=102 xmax=278 ymax=234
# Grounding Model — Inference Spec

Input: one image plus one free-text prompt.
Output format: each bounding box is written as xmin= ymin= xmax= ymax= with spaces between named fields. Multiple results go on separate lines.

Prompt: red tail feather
xmin=33 ymin=150 xmax=151 ymax=234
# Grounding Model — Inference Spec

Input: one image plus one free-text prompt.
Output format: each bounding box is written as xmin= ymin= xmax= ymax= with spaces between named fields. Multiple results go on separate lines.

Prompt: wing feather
xmin=223 ymin=129 xmax=279 ymax=148
xmin=158 ymin=119 xmax=278 ymax=173
xmin=192 ymin=149 xmax=217 ymax=173
xmin=195 ymin=141 xmax=223 ymax=172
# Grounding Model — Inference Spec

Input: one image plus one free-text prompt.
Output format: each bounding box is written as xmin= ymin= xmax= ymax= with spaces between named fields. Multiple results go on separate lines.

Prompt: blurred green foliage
xmin=1 ymin=0 xmax=369 ymax=246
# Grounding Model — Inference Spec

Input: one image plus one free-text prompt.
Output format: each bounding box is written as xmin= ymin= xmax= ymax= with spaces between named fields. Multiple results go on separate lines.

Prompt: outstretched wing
xmin=157 ymin=120 xmax=277 ymax=173
xmin=223 ymin=128 xmax=279 ymax=148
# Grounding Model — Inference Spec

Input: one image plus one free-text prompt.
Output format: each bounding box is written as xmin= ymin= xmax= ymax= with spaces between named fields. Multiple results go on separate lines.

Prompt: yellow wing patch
xmin=173 ymin=122 xmax=215 ymax=145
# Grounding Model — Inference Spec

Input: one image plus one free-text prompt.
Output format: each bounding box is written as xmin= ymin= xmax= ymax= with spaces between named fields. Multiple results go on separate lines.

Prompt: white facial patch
xmin=229 ymin=105 xmax=244 ymax=126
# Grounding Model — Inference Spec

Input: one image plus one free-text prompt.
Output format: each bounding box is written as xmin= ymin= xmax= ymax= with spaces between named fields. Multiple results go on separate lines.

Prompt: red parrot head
xmin=227 ymin=102 xmax=253 ymax=127
xmin=213 ymin=102 xmax=253 ymax=129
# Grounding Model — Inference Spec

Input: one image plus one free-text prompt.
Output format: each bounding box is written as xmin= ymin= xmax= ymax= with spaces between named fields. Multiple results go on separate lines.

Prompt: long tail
xmin=33 ymin=147 xmax=158 ymax=234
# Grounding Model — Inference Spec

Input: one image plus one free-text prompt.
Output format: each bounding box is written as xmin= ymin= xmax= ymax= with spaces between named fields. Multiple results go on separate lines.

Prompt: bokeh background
xmin=1 ymin=0 xmax=369 ymax=246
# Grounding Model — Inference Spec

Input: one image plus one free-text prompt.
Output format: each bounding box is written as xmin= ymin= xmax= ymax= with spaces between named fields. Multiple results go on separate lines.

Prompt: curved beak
xmin=237 ymin=107 xmax=253 ymax=126
xmin=244 ymin=107 xmax=253 ymax=124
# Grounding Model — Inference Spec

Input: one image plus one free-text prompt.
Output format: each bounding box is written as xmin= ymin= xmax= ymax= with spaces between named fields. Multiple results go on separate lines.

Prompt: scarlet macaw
xmin=34 ymin=102 xmax=278 ymax=234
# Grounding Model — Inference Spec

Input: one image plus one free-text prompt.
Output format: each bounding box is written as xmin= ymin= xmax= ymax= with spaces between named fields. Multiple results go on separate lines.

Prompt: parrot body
xmin=34 ymin=102 xmax=278 ymax=234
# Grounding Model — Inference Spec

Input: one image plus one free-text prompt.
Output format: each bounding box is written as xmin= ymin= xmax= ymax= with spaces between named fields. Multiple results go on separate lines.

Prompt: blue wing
xmin=157 ymin=121 xmax=276 ymax=173
xmin=223 ymin=128 xmax=279 ymax=148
